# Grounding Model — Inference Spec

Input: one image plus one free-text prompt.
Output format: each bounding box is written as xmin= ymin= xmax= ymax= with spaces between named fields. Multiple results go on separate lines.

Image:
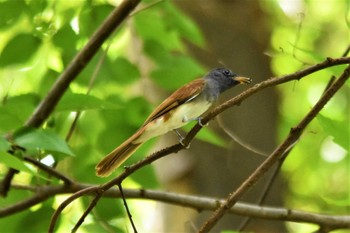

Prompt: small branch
xmin=48 ymin=186 xmax=100 ymax=233
xmin=217 ymin=116 xmax=268 ymax=157
xmin=71 ymin=189 xmax=104 ymax=233
xmin=198 ymin=64 xmax=350 ymax=232
xmin=237 ymin=152 xmax=289 ymax=231
xmin=2 ymin=184 xmax=349 ymax=230
xmin=0 ymin=185 xmax=69 ymax=217
xmin=0 ymin=168 xmax=18 ymax=197
xmin=23 ymin=156 xmax=74 ymax=185
xmin=118 ymin=184 xmax=138 ymax=233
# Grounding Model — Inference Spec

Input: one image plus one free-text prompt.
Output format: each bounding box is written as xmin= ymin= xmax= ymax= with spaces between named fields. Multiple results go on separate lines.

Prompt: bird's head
xmin=206 ymin=68 xmax=252 ymax=93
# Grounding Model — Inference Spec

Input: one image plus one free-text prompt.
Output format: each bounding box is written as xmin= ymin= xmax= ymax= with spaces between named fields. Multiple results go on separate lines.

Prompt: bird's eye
xmin=223 ymin=69 xmax=231 ymax=76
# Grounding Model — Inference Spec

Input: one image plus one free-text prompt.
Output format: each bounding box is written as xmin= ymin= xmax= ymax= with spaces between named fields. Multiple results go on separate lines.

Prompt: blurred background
xmin=0 ymin=0 xmax=349 ymax=232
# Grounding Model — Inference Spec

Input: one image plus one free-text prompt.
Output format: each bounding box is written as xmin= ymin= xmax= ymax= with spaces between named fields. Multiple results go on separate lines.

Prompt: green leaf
xmin=17 ymin=206 xmax=55 ymax=233
xmin=78 ymin=3 xmax=114 ymax=37
xmin=163 ymin=2 xmax=204 ymax=46
xmin=88 ymin=198 xmax=124 ymax=221
xmin=0 ymin=33 xmax=41 ymax=66
xmin=0 ymin=94 xmax=39 ymax=132
xmin=150 ymin=56 xmax=205 ymax=90
xmin=317 ymin=114 xmax=350 ymax=151
xmin=0 ymin=137 xmax=11 ymax=151
xmin=13 ymin=128 xmax=75 ymax=157
xmin=134 ymin=8 xmax=182 ymax=50
xmin=52 ymin=24 xmax=78 ymax=65
xmin=112 ymin=57 xmax=140 ymax=85
xmin=0 ymin=0 xmax=26 ymax=28
xmin=0 ymin=151 xmax=34 ymax=174
xmin=55 ymin=93 xmax=120 ymax=112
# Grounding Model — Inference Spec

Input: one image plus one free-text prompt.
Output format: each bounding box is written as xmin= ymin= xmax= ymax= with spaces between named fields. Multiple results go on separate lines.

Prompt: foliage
xmin=0 ymin=0 xmax=206 ymax=231
xmin=0 ymin=0 xmax=349 ymax=232
xmin=262 ymin=0 xmax=349 ymax=231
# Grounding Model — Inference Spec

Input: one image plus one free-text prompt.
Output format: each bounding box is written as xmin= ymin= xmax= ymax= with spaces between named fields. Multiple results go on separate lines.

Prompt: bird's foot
xmin=174 ymin=129 xmax=190 ymax=148
xmin=196 ymin=117 xmax=208 ymax=127
xmin=180 ymin=138 xmax=191 ymax=149
xmin=182 ymin=117 xmax=208 ymax=127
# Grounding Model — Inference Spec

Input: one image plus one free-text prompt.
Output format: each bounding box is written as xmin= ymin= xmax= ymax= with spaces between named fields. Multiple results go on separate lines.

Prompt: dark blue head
xmin=205 ymin=68 xmax=251 ymax=94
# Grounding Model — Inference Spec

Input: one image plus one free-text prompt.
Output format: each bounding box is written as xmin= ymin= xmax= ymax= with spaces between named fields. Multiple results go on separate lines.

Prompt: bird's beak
xmin=233 ymin=76 xmax=252 ymax=84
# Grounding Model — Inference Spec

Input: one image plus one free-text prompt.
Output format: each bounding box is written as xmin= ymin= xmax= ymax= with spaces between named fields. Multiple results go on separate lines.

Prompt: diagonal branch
xmin=198 ymin=64 xmax=350 ymax=232
xmin=47 ymin=56 xmax=350 ymax=231
xmin=0 ymin=0 xmax=141 ymax=199
xmin=25 ymin=0 xmax=141 ymax=128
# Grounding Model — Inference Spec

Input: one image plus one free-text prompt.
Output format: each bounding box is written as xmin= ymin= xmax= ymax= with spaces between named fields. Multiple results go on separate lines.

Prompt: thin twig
xmin=71 ymin=190 xmax=104 ymax=233
xmin=65 ymin=43 xmax=111 ymax=142
xmin=118 ymin=184 xmax=138 ymax=233
xmin=217 ymin=116 xmax=268 ymax=157
xmin=323 ymin=44 xmax=350 ymax=93
xmin=198 ymin=64 xmax=350 ymax=232
xmin=48 ymin=186 xmax=100 ymax=233
xmin=237 ymin=150 xmax=290 ymax=231
xmin=23 ymin=156 xmax=74 ymax=185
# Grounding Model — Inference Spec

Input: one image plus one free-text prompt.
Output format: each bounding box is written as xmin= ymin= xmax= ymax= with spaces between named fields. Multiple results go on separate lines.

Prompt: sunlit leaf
xmin=56 ymin=93 xmax=120 ymax=112
xmin=112 ymin=57 xmax=140 ymax=85
xmin=0 ymin=151 xmax=34 ymax=174
xmin=78 ymin=3 xmax=113 ymax=37
xmin=0 ymin=94 xmax=39 ymax=132
xmin=0 ymin=0 xmax=26 ymax=28
xmin=134 ymin=8 xmax=182 ymax=50
xmin=163 ymin=2 xmax=204 ymax=46
xmin=13 ymin=128 xmax=75 ymax=157
xmin=0 ymin=33 xmax=41 ymax=66
xmin=150 ymin=56 xmax=204 ymax=90
xmin=0 ymin=137 xmax=11 ymax=151
xmin=317 ymin=114 xmax=349 ymax=151
xmin=17 ymin=206 xmax=55 ymax=232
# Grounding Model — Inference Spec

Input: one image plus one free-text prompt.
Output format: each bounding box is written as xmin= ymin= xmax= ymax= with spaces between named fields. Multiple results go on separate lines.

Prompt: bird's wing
xmin=143 ymin=78 xmax=205 ymax=125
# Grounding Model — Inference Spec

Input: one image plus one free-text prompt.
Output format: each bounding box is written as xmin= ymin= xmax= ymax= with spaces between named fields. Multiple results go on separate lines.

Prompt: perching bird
xmin=96 ymin=68 xmax=251 ymax=176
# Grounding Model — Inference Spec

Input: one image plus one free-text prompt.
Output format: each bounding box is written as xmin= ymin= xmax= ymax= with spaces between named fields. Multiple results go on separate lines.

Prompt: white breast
xmin=135 ymin=100 xmax=212 ymax=143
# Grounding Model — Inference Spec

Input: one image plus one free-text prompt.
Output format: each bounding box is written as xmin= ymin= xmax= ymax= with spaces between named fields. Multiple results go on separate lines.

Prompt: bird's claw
xmin=180 ymin=138 xmax=190 ymax=149
xmin=197 ymin=117 xmax=208 ymax=127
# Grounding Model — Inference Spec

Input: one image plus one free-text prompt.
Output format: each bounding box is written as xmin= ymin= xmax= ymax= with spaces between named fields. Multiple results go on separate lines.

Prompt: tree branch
xmin=2 ymin=57 xmax=349 ymax=231
xmin=0 ymin=0 xmax=141 ymax=199
xmin=198 ymin=64 xmax=350 ymax=232
xmin=2 ymin=184 xmax=349 ymax=230
xmin=25 ymin=0 xmax=141 ymax=128
xmin=48 ymin=56 xmax=350 ymax=232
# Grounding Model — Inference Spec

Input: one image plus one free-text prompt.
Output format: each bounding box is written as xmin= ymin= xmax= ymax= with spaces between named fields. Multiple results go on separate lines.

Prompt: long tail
xmin=95 ymin=132 xmax=142 ymax=177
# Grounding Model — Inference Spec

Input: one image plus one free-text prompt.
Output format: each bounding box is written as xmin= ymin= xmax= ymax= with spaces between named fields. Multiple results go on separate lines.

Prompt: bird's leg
xmin=173 ymin=129 xmax=190 ymax=148
xmin=182 ymin=116 xmax=208 ymax=127
xmin=196 ymin=117 xmax=208 ymax=127
xmin=174 ymin=129 xmax=184 ymax=141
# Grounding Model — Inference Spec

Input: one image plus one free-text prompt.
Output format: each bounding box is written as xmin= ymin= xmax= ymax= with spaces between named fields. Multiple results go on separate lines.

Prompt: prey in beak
xmin=233 ymin=76 xmax=252 ymax=84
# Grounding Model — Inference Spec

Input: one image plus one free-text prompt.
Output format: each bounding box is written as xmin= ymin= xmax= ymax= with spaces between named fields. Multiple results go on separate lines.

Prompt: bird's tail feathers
xmin=95 ymin=133 xmax=142 ymax=177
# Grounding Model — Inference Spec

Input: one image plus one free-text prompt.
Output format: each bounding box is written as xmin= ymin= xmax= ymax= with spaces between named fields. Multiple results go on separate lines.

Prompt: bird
xmin=96 ymin=68 xmax=252 ymax=177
